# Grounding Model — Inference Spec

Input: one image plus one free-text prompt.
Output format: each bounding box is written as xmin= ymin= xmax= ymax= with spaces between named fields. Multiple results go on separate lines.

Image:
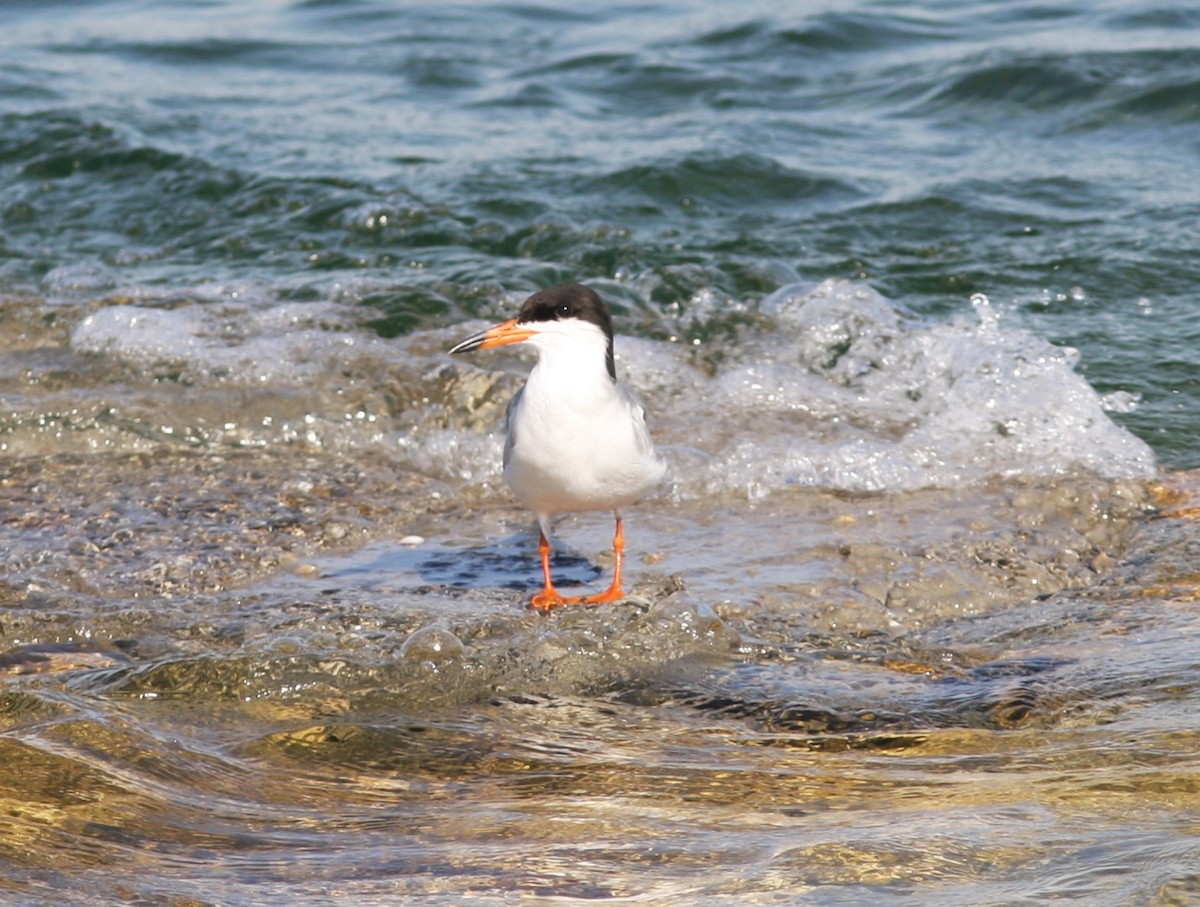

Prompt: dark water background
xmin=3 ymin=2 xmax=1200 ymax=905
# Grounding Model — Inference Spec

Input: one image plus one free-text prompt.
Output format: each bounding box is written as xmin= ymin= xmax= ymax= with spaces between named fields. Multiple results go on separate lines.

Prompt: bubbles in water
xmin=399 ymin=626 xmax=465 ymax=669
xmin=1099 ymin=390 xmax=1141 ymax=414
xmin=969 ymin=292 xmax=999 ymax=331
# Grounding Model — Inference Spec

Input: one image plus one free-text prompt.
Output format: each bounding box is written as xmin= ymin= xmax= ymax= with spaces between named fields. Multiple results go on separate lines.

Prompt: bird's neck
xmin=531 ymin=333 xmax=616 ymax=385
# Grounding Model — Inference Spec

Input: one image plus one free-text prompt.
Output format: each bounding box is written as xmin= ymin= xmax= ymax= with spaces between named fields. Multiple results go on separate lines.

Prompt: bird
xmin=449 ymin=283 xmax=667 ymax=610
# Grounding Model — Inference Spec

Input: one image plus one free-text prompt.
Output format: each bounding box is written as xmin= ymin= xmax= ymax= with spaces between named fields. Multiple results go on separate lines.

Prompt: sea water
xmin=2 ymin=1 xmax=1200 ymax=904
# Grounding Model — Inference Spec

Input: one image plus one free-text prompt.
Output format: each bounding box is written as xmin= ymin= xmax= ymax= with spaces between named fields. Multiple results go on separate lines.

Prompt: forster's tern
xmin=449 ymin=284 xmax=667 ymax=610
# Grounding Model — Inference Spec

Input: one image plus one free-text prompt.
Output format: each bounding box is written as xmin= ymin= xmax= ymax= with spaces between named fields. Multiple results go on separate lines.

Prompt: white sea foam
xmin=681 ymin=280 xmax=1156 ymax=496
xmin=63 ymin=279 xmax=1155 ymax=498
xmin=70 ymin=296 xmax=380 ymax=385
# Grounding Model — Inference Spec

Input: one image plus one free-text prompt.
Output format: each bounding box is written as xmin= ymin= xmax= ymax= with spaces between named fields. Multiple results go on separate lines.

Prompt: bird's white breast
xmin=502 ymin=329 xmax=665 ymax=517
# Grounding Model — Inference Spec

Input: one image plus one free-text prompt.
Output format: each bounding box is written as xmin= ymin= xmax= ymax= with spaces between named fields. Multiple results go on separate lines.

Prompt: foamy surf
xmin=55 ymin=278 xmax=1156 ymax=501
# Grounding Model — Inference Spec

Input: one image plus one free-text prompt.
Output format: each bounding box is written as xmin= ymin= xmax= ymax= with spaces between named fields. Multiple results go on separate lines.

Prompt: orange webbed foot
xmin=529 ymin=589 xmax=582 ymax=611
xmin=580 ymin=584 xmax=626 ymax=605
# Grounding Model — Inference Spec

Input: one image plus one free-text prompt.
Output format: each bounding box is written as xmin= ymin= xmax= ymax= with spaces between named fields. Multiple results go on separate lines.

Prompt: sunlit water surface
xmin=3 ymin=0 xmax=1200 ymax=904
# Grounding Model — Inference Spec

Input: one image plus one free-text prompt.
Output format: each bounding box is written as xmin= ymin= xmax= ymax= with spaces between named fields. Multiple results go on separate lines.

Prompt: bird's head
xmin=449 ymin=283 xmax=616 ymax=381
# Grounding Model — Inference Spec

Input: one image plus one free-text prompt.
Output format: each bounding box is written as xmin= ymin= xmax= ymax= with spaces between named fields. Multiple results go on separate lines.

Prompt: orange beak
xmin=448 ymin=318 xmax=536 ymax=354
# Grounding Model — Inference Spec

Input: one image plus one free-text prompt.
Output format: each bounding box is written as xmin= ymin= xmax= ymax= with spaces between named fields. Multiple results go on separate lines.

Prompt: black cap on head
xmin=518 ymin=284 xmax=616 ymax=380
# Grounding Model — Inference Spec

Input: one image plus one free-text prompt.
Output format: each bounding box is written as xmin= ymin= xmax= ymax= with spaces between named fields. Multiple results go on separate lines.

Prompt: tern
xmin=449 ymin=283 xmax=667 ymax=610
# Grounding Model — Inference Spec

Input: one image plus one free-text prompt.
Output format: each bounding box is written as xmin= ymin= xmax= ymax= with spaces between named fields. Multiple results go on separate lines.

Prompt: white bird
xmin=449 ymin=283 xmax=667 ymax=610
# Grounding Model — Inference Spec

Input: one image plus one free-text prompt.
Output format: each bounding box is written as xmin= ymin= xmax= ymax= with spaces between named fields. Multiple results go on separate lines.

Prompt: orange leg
xmin=529 ymin=530 xmax=581 ymax=611
xmin=582 ymin=516 xmax=626 ymax=604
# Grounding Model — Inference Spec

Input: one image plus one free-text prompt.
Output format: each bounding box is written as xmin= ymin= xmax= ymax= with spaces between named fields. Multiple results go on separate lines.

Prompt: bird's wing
xmin=502 ymin=385 xmax=524 ymax=470
xmin=618 ymin=381 xmax=657 ymax=456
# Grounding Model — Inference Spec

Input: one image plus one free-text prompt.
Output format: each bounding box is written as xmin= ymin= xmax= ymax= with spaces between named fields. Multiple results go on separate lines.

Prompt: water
xmin=2 ymin=1 xmax=1200 ymax=903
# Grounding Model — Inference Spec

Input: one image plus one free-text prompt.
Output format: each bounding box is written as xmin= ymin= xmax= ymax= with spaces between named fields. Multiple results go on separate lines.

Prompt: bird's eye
xmin=556 ymin=304 xmax=571 ymax=318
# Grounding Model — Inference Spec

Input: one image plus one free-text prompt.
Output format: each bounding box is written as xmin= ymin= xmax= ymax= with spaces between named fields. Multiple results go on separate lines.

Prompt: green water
xmin=2 ymin=1 xmax=1200 ymax=904
xmin=1 ymin=0 xmax=1197 ymax=463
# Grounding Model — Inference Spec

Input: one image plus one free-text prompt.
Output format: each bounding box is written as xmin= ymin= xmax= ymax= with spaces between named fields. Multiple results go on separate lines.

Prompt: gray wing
xmin=618 ymin=381 xmax=657 ymax=456
xmin=502 ymin=385 xmax=523 ymax=470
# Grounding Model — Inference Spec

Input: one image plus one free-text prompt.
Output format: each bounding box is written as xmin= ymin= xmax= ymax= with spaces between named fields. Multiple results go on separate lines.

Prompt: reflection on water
xmin=0 ymin=281 xmax=1191 ymax=901
xmin=3 ymin=0 xmax=1199 ymax=898
xmin=2 ymin=458 xmax=1200 ymax=904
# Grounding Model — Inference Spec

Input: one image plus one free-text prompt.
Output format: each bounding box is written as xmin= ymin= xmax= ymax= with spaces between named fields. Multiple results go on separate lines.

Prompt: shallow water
xmin=3 ymin=0 xmax=1200 ymax=904
xmin=4 ymin=460 xmax=1200 ymax=905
